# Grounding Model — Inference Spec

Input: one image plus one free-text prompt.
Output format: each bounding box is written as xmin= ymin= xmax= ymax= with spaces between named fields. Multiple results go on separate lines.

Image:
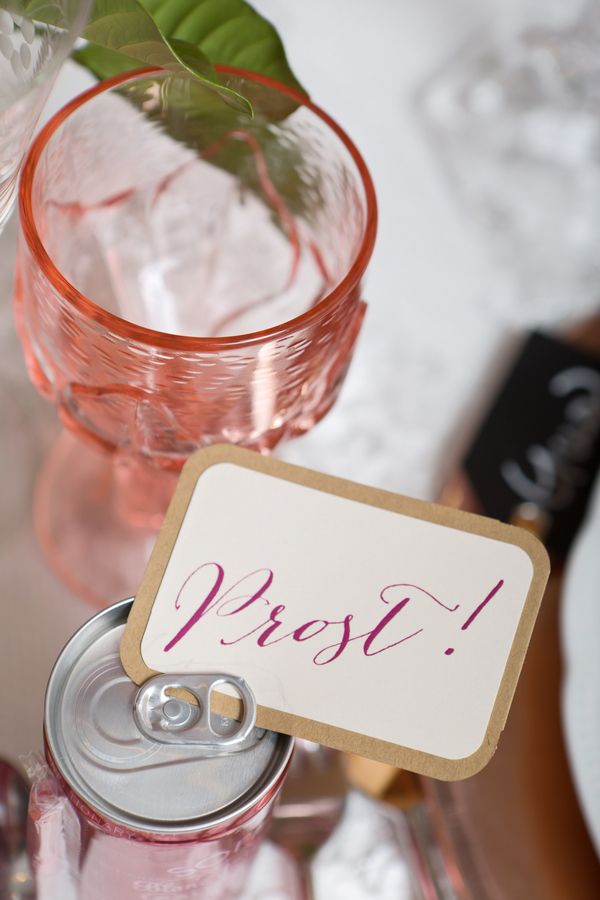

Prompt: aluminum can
xmin=42 ymin=599 xmax=294 ymax=900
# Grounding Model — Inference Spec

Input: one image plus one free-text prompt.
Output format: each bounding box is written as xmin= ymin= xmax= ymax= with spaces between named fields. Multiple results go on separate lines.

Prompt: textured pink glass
xmin=15 ymin=67 xmax=376 ymax=605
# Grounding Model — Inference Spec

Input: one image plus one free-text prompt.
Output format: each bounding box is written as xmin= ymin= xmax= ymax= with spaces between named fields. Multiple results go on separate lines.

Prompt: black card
xmin=465 ymin=331 xmax=600 ymax=558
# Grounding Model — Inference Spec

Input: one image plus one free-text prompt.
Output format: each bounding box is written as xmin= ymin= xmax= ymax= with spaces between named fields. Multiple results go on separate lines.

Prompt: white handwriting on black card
xmin=502 ymin=366 xmax=600 ymax=510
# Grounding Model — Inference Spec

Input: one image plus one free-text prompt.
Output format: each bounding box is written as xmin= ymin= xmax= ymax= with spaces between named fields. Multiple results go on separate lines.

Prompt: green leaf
xmin=7 ymin=0 xmax=251 ymax=114
xmin=81 ymin=0 xmax=252 ymax=113
xmin=142 ymin=0 xmax=305 ymax=94
xmin=72 ymin=42 xmax=139 ymax=80
xmin=10 ymin=0 xmax=307 ymax=111
xmin=74 ymin=0 xmax=305 ymax=107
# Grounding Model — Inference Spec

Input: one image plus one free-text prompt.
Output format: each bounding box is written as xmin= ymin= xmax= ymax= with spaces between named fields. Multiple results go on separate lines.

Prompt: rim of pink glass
xmin=19 ymin=66 xmax=378 ymax=351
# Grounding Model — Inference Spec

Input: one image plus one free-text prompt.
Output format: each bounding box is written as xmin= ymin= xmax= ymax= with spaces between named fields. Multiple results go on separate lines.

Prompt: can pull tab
xmin=134 ymin=674 xmax=258 ymax=753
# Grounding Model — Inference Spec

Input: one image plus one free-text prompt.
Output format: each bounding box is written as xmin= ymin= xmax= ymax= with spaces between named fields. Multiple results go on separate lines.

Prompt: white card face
xmin=123 ymin=446 xmax=549 ymax=780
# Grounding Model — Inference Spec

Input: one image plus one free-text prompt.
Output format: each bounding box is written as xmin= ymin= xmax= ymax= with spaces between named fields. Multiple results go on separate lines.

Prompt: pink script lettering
xmin=161 ymin=563 xmax=504 ymax=665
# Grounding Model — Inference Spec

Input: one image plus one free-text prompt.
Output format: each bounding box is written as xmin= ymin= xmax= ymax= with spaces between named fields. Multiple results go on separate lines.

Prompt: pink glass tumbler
xmin=15 ymin=67 xmax=377 ymax=606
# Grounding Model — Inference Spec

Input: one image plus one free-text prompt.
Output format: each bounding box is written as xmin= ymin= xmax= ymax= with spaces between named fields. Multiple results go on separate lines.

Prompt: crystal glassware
xmin=0 ymin=0 xmax=91 ymax=231
xmin=15 ymin=67 xmax=377 ymax=606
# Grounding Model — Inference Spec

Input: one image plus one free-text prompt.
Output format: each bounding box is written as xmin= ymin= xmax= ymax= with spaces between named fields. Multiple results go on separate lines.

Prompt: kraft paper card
xmin=121 ymin=444 xmax=550 ymax=780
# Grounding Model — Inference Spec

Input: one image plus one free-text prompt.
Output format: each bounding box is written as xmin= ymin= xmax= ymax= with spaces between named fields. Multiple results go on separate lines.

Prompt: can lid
xmin=45 ymin=600 xmax=293 ymax=835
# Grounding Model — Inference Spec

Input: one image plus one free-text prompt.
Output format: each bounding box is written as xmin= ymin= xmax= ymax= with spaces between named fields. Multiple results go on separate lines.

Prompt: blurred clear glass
xmin=0 ymin=0 xmax=91 ymax=231
xmin=419 ymin=0 xmax=600 ymax=326
xmin=309 ymin=792 xmax=435 ymax=900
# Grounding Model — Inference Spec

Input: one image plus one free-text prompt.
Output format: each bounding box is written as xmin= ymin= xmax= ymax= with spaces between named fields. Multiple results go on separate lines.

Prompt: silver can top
xmin=44 ymin=599 xmax=293 ymax=836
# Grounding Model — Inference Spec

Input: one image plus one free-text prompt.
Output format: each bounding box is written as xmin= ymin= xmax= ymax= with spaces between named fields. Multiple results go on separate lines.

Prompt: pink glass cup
xmin=15 ymin=67 xmax=377 ymax=606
